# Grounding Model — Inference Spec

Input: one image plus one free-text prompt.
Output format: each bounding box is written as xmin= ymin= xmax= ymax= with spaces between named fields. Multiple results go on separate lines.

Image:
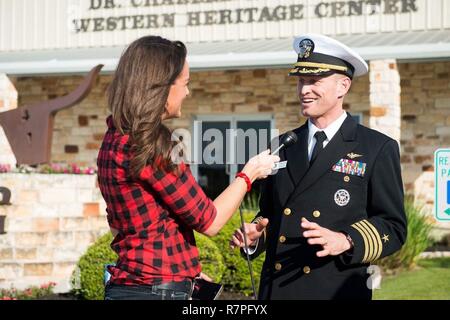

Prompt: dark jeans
xmin=104 ymin=280 xmax=193 ymax=300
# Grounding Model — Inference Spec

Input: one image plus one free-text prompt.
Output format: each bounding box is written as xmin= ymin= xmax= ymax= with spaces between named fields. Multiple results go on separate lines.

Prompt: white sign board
xmin=2 ymin=0 xmax=447 ymax=52
xmin=435 ymin=149 xmax=450 ymax=221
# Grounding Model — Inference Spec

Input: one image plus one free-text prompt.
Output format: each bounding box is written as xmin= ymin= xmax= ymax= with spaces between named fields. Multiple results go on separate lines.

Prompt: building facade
xmin=0 ymin=0 xmax=449 ymax=291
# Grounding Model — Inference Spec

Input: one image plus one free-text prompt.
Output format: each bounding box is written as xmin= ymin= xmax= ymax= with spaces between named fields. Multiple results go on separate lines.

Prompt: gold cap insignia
xmin=298 ymin=39 xmax=315 ymax=59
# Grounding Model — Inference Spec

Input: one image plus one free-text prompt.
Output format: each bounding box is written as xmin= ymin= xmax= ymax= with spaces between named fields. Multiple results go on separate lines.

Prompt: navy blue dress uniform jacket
xmin=246 ymin=113 xmax=407 ymax=300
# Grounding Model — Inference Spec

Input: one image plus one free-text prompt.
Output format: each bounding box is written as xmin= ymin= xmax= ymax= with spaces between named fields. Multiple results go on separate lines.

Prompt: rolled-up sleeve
xmin=139 ymin=163 xmax=217 ymax=233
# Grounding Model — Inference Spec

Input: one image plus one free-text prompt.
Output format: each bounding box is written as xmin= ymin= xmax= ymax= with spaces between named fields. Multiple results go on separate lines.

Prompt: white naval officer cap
xmin=289 ymin=34 xmax=368 ymax=79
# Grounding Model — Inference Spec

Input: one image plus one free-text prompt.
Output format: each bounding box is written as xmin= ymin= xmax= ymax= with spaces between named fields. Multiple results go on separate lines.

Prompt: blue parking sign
xmin=448 ymin=180 xmax=450 ymax=205
xmin=435 ymin=149 xmax=450 ymax=220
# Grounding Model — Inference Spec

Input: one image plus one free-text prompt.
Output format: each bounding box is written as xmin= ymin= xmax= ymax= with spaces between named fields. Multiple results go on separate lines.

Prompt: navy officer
xmin=231 ymin=33 xmax=407 ymax=300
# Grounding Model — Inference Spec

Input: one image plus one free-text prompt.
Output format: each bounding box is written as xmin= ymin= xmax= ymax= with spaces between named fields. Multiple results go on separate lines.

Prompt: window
xmin=191 ymin=115 xmax=274 ymax=199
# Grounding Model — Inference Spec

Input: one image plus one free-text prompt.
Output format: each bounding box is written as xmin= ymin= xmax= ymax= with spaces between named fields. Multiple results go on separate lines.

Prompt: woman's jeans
xmin=105 ymin=280 xmax=193 ymax=300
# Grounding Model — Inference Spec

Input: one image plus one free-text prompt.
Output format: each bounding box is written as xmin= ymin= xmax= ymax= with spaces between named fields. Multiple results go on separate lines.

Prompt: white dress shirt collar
xmin=307 ymin=111 xmax=348 ymax=159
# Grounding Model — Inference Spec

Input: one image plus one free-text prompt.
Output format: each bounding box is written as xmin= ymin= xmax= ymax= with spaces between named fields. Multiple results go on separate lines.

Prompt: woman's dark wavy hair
xmin=108 ymin=36 xmax=187 ymax=178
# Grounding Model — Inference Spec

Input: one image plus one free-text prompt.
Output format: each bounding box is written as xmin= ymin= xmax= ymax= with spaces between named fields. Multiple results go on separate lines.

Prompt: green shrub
xmin=72 ymin=231 xmax=226 ymax=300
xmin=378 ymin=197 xmax=433 ymax=270
xmin=71 ymin=232 xmax=116 ymax=300
xmin=195 ymin=233 xmax=226 ymax=282
xmin=209 ymin=209 xmax=265 ymax=296
xmin=241 ymin=190 xmax=260 ymax=211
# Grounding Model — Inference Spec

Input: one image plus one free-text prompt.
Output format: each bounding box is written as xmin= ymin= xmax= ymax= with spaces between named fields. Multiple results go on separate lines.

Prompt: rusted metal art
xmin=0 ymin=65 xmax=104 ymax=165
xmin=0 ymin=187 xmax=11 ymax=205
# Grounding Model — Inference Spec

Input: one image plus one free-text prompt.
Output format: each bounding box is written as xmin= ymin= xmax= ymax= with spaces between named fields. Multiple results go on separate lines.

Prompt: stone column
xmin=369 ymin=60 xmax=401 ymax=143
xmin=0 ymin=74 xmax=17 ymax=167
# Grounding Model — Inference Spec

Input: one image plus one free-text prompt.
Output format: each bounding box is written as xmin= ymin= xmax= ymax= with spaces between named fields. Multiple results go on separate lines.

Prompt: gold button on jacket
xmin=279 ymin=235 xmax=286 ymax=243
xmin=313 ymin=210 xmax=321 ymax=218
xmin=284 ymin=208 xmax=292 ymax=216
xmin=303 ymin=266 xmax=311 ymax=274
xmin=275 ymin=263 xmax=282 ymax=271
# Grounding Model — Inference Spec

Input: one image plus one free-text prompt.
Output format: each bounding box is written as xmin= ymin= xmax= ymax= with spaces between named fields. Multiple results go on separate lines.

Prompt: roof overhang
xmin=1 ymin=30 xmax=449 ymax=76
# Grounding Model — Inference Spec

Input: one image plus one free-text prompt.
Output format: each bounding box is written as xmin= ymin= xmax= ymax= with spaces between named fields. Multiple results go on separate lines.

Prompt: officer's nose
xmin=300 ymin=82 xmax=313 ymax=96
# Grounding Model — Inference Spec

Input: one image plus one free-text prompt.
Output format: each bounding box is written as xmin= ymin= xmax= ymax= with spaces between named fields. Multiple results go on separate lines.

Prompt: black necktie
xmin=310 ymin=131 xmax=327 ymax=164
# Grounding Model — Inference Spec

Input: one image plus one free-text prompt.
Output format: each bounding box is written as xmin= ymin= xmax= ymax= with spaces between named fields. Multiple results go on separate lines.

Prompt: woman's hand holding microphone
xmin=240 ymin=149 xmax=280 ymax=183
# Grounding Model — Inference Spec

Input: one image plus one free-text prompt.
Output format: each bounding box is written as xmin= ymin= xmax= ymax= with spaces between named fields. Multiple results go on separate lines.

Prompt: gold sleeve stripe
xmin=351 ymin=223 xmax=371 ymax=263
xmin=361 ymin=220 xmax=383 ymax=261
xmin=293 ymin=62 xmax=348 ymax=72
xmin=357 ymin=221 xmax=379 ymax=262
xmin=352 ymin=219 xmax=383 ymax=263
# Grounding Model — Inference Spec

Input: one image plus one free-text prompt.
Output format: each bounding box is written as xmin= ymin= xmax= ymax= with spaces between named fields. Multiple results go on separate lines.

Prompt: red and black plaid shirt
xmin=97 ymin=116 xmax=216 ymax=285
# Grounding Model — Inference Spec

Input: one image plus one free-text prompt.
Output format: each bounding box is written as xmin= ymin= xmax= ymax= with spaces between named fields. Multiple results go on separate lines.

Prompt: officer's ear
xmin=336 ymin=75 xmax=352 ymax=98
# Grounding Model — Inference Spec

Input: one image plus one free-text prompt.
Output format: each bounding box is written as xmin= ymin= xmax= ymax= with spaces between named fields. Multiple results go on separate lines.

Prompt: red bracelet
xmin=235 ymin=172 xmax=252 ymax=192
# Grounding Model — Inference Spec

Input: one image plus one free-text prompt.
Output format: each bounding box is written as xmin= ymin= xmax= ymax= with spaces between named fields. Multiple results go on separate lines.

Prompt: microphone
xmin=271 ymin=131 xmax=298 ymax=155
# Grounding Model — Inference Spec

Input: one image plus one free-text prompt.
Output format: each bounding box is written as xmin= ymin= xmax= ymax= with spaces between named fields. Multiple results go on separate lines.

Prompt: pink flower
xmin=82 ymin=167 xmax=95 ymax=175
xmin=0 ymin=164 xmax=11 ymax=173
xmin=40 ymin=282 xmax=57 ymax=289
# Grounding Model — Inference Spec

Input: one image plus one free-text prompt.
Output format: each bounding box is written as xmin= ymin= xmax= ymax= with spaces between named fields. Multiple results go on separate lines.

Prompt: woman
xmin=97 ymin=36 xmax=279 ymax=300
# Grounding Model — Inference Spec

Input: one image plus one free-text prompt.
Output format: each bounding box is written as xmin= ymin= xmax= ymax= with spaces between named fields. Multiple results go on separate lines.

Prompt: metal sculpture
xmin=0 ymin=64 xmax=104 ymax=165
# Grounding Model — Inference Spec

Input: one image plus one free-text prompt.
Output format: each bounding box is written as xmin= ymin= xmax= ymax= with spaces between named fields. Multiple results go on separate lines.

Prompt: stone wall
xmin=9 ymin=62 xmax=450 ymax=207
xmin=369 ymin=59 xmax=401 ymax=143
xmin=399 ymin=61 xmax=450 ymax=217
xmin=0 ymin=173 xmax=108 ymax=292
xmin=11 ymin=68 xmax=370 ymax=166
xmin=0 ymin=74 xmax=17 ymax=167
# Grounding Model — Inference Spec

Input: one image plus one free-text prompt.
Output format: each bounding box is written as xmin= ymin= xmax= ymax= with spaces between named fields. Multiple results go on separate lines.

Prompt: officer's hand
xmin=229 ymin=218 xmax=269 ymax=249
xmin=301 ymin=217 xmax=352 ymax=257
